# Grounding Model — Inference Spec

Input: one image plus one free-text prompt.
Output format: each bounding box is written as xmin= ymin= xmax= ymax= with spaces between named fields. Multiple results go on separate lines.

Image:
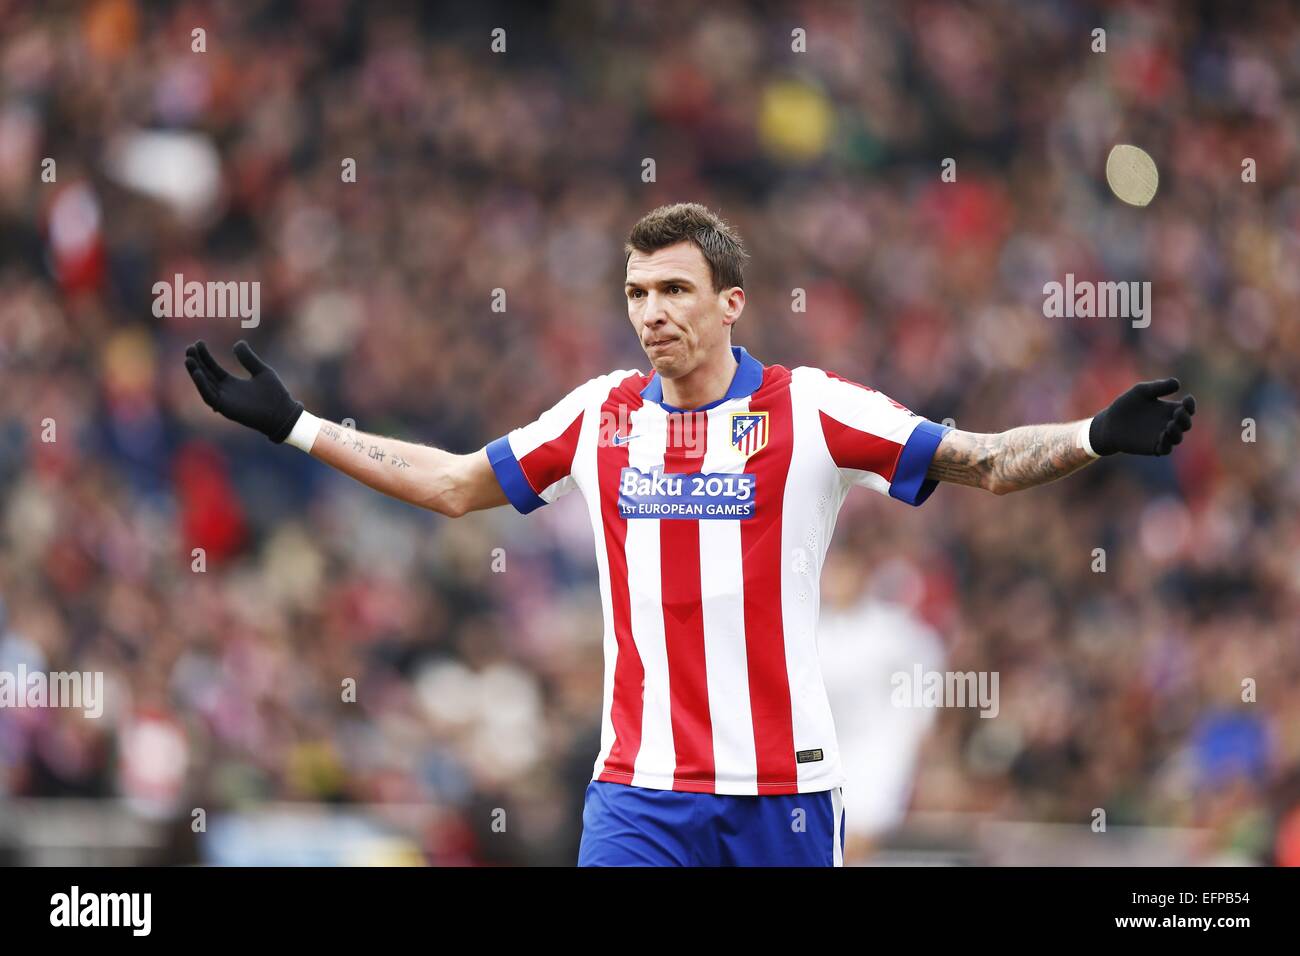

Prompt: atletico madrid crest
xmin=730 ymin=412 xmax=769 ymax=457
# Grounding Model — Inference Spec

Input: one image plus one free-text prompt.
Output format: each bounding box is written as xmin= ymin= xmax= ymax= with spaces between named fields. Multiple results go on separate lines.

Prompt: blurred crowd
xmin=1 ymin=0 xmax=1299 ymax=865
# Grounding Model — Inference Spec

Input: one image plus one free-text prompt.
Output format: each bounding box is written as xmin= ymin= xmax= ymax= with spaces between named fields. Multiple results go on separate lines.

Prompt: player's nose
xmin=645 ymin=291 xmax=672 ymax=319
xmin=642 ymin=305 xmax=670 ymax=332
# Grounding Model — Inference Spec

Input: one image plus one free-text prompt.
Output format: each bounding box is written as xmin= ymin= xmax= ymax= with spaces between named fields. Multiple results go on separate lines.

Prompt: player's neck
xmin=660 ymin=345 xmax=739 ymax=411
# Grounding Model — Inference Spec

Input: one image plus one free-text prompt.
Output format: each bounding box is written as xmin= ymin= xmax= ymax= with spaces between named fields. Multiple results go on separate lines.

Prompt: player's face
xmin=625 ymin=242 xmax=741 ymax=378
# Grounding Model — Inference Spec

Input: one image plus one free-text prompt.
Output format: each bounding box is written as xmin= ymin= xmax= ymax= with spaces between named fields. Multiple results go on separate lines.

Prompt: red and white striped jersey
xmin=487 ymin=346 xmax=950 ymax=795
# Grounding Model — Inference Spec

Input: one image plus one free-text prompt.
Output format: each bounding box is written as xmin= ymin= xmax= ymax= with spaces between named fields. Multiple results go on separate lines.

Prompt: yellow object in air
xmin=759 ymin=80 xmax=834 ymax=163
xmin=1106 ymin=144 xmax=1160 ymax=207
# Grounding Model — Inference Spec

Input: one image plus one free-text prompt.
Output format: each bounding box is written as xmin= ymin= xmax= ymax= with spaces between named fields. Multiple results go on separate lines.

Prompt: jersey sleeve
xmin=486 ymin=376 xmax=603 ymax=514
xmin=815 ymin=370 xmax=952 ymax=507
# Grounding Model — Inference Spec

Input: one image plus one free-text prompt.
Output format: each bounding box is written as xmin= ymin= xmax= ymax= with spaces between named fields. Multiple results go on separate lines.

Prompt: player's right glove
xmin=184 ymin=340 xmax=304 ymax=443
xmin=1087 ymin=378 xmax=1196 ymax=457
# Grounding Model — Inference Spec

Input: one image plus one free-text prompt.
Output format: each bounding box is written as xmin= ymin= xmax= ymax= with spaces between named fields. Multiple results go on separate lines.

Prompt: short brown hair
xmin=625 ymin=202 xmax=748 ymax=292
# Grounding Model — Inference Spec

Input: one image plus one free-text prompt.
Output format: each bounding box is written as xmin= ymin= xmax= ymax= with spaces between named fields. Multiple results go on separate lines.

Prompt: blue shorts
xmin=577 ymin=780 xmax=845 ymax=867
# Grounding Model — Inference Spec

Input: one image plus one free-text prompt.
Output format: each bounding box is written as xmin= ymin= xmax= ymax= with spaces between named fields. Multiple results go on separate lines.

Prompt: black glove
xmin=1089 ymin=378 xmax=1196 ymax=457
xmin=184 ymin=340 xmax=304 ymax=443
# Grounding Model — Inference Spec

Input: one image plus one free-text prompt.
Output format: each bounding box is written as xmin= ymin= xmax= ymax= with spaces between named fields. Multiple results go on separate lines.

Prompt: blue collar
xmin=640 ymin=345 xmax=765 ymax=413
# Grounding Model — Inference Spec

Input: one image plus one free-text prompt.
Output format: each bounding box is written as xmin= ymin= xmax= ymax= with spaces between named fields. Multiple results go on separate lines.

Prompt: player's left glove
xmin=1086 ymin=378 xmax=1196 ymax=457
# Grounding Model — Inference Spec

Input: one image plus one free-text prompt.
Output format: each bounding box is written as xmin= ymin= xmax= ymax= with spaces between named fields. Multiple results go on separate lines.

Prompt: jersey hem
xmin=594 ymin=768 xmax=846 ymax=796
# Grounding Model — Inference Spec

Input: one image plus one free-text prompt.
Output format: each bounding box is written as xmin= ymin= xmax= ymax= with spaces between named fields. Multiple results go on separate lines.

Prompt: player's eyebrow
xmin=625 ymin=277 xmax=695 ymax=290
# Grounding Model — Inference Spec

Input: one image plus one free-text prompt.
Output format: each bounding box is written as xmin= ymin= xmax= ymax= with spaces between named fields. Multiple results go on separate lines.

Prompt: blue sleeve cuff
xmin=486 ymin=435 xmax=547 ymax=515
xmin=889 ymin=419 xmax=951 ymax=507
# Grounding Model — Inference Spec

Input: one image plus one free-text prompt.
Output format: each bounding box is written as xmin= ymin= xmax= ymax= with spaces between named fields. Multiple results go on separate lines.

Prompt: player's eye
xmin=628 ymin=289 xmax=644 ymax=299
xmin=669 ymin=285 xmax=682 ymax=294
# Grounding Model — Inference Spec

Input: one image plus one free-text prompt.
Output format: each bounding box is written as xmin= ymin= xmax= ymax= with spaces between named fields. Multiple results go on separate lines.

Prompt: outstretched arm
xmin=926 ymin=378 xmax=1197 ymax=495
xmin=306 ymin=423 xmax=507 ymax=516
xmin=926 ymin=423 xmax=1093 ymax=495
xmin=184 ymin=340 xmax=507 ymax=516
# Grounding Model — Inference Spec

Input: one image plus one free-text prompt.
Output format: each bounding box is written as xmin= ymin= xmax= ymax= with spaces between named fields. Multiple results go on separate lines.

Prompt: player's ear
xmin=721 ymin=286 xmax=745 ymax=324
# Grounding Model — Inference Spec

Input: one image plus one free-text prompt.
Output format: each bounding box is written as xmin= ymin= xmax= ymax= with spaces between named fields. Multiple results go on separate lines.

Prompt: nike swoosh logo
xmin=612 ymin=433 xmax=641 ymax=446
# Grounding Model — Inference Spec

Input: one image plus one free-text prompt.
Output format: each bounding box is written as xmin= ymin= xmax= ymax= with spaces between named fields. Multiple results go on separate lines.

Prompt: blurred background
xmin=1 ymin=0 xmax=1298 ymax=865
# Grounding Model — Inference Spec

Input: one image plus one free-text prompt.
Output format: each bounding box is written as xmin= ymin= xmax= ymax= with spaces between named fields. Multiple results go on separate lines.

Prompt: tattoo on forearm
xmin=925 ymin=431 xmax=997 ymax=489
xmin=322 ymin=423 xmax=413 ymax=473
xmin=926 ymin=424 xmax=1093 ymax=494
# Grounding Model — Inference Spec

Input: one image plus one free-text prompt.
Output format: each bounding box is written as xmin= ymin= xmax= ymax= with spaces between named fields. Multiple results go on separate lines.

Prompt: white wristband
xmin=285 ymin=410 xmax=322 ymax=453
xmin=1077 ymin=417 xmax=1100 ymax=458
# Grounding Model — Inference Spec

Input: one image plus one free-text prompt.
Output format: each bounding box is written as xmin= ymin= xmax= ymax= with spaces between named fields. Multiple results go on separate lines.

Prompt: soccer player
xmin=184 ymin=202 xmax=1196 ymax=867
